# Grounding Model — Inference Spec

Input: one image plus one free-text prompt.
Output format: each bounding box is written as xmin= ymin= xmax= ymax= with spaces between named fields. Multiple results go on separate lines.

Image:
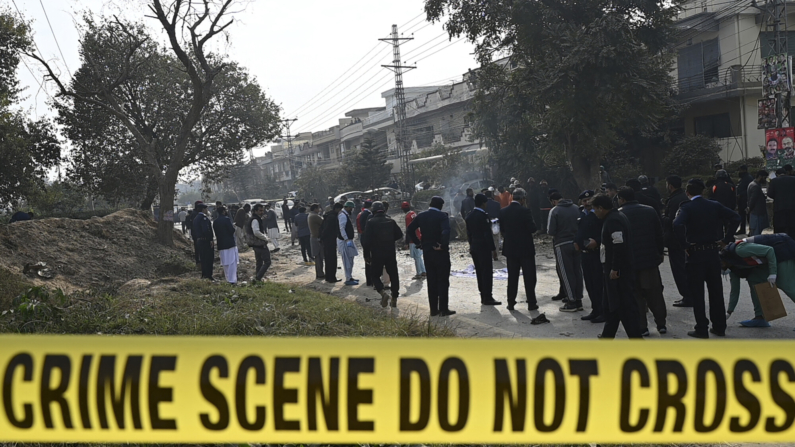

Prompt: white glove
xmin=768 ymin=274 xmax=777 ymax=287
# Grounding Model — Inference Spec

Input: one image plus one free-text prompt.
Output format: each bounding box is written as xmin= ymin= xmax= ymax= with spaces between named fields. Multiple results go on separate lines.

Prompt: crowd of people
xmin=180 ymin=163 xmax=795 ymax=338
xmin=452 ymin=166 xmax=795 ymax=339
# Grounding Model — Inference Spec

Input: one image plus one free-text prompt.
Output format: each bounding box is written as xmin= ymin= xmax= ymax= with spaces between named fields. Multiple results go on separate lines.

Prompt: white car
xmin=334 ymin=191 xmax=364 ymax=203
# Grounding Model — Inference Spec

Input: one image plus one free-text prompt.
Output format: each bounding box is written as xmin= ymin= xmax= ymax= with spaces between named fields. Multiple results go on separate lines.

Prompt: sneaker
xmin=379 ymin=290 xmax=389 ymax=308
xmin=559 ymin=301 xmax=583 ymax=312
xmin=344 ymin=280 xmax=358 ymax=286
xmin=740 ymin=318 xmax=770 ymax=328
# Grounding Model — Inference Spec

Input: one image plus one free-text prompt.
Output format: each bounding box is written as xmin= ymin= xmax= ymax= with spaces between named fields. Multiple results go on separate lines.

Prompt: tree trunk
xmin=139 ymin=177 xmax=159 ymax=210
xmin=564 ymin=134 xmax=602 ymax=192
xmin=156 ymin=179 xmax=176 ymax=246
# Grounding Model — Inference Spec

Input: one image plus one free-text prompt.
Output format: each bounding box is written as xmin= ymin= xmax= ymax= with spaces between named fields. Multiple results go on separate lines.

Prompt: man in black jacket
xmin=736 ymin=165 xmax=753 ymax=235
xmin=618 ymin=187 xmax=667 ymax=335
xmin=408 ymin=196 xmax=455 ymax=316
xmin=767 ymin=172 xmax=795 ymax=239
xmin=466 ymin=194 xmax=501 ymax=305
xmin=663 ymin=176 xmax=691 ymax=308
xmin=638 ymin=175 xmax=662 ymax=205
xmin=460 ymin=188 xmax=475 ymax=218
xmin=592 ymin=194 xmax=643 ymax=339
xmin=574 ymin=190 xmax=604 ymax=322
xmin=321 ymin=203 xmax=343 ymax=283
xmin=674 ymin=178 xmax=741 ymax=339
xmin=192 ymin=203 xmax=215 ymax=281
xmin=363 ymin=202 xmax=404 ymax=308
xmin=712 ymin=169 xmax=737 ymax=212
xmin=626 ymin=178 xmax=661 ymax=216
xmin=499 ymin=188 xmax=538 ymax=311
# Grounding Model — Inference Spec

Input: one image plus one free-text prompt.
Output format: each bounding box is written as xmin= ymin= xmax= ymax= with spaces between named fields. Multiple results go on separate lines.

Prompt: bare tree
xmin=28 ymin=0 xmax=249 ymax=246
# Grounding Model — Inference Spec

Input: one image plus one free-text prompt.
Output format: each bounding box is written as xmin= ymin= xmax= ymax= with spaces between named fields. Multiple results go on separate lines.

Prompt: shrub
xmin=662 ymin=135 xmax=722 ymax=177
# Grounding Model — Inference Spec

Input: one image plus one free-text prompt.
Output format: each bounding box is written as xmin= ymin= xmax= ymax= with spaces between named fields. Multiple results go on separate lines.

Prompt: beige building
xmin=673 ymin=0 xmax=793 ymax=163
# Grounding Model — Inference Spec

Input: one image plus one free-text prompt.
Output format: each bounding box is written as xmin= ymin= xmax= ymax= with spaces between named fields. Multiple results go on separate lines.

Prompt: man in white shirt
xmin=338 ymin=201 xmax=359 ymax=285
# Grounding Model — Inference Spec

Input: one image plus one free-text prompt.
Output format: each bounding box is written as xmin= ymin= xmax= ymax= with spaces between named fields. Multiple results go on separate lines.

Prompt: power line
xmin=297 ymin=64 xmax=393 ymax=129
xmin=286 ymin=44 xmax=389 ymax=117
xmin=298 ymin=73 xmax=395 ymax=132
xmin=39 ymin=0 xmax=72 ymax=77
xmin=415 ymin=38 xmax=466 ymax=63
xmin=402 ymin=32 xmax=450 ymax=58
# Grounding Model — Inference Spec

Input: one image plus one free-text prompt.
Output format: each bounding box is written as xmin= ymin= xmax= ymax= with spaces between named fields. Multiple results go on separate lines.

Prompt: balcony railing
xmin=674 ymin=65 xmax=764 ymax=96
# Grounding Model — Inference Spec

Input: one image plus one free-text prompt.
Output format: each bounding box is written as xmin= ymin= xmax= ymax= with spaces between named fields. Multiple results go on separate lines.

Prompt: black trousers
xmin=668 ymin=243 xmax=689 ymax=303
xmin=506 ymin=255 xmax=537 ymax=306
xmin=687 ymin=251 xmax=726 ymax=335
xmin=774 ymin=210 xmax=795 ymax=240
xmin=372 ymin=255 xmax=400 ymax=297
xmin=252 ymin=246 xmax=271 ymax=280
xmin=737 ymin=200 xmax=748 ymax=233
xmin=601 ymin=266 xmax=643 ymax=339
xmin=193 ymin=239 xmax=201 ymax=264
xmin=298 ymin=235 xmax=311 ymax=261
xmin=197 ymin=240 xmax=214 ymax=279
xmin=423 ymin=249 xmax=451 ymax=313
xmin=361 ymin=236 xmax=374 ymax=285
xmin=323 ymin=239 xmax=338 ymax=282
xmin=471 ymin=250 xmax=494 ymax=302
xmin=581 ymin=252 xmax=603 ymax=316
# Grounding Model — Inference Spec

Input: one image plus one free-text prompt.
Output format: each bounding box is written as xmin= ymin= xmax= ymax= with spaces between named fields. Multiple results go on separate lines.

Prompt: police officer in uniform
xmin=574 ymin=190 xmax=605 ymax=322
xmin=673 ymin=178 xmax=741 ymax=338
xmin=192 ymin=202 xmax=215 ymax=280
xmin=408 ymin=196 xmax=456 ymax=316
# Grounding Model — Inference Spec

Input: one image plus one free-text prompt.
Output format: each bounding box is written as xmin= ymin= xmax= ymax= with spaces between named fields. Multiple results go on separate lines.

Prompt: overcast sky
xmin=12 ymin=0 xmax=477 ymax=157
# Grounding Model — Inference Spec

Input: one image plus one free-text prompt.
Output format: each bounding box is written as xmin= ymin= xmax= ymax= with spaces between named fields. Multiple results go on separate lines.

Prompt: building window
xmin=677 ymin=38 xmax=720 ymax=91
xmin=694 ymin=113 xmax=732 ymax=138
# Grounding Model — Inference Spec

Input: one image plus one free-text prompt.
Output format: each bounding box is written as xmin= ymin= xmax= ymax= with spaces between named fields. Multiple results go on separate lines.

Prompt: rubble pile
xmin=0 ymin=209 xmax=193 ymax=291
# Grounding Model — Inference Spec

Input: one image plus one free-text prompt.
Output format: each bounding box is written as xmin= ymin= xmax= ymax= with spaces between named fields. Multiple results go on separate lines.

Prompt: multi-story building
xmin=672 ymin=0 xmax=793 ymax=163
xmin=254 ymin=80 xmax=484 ymax=189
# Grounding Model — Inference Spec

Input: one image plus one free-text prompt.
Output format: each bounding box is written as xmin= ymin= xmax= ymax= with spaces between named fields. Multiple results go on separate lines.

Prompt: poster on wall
xmin=759 ymin=98 xmax=777 ymax=129
xmin=763 ymin=54 xmax=792 ymax=96
xmin=764 ymin=127 xmax=795 ymax=171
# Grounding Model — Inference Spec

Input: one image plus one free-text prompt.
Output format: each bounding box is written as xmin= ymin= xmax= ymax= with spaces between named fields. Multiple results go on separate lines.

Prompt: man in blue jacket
xmin=213 ymin=206 xmax=238 ymax=284
xmin=674 ymin=178 xmax=741 ymax=338
xmin=408 ymin=196 xmax=455 ymax=316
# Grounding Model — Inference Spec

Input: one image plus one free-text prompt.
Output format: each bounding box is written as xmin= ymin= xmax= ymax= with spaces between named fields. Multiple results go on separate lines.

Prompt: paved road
xmin=253 ymin=234 xmax=795 ymax=340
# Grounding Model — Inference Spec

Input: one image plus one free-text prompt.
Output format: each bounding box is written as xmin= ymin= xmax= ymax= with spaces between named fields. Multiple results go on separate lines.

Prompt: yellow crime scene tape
xmin=1 ymin=335 xmax=795 ymax=443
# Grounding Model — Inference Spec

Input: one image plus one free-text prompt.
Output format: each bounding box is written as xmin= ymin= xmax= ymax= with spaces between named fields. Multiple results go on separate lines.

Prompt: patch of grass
xmin=0 ymin=279 xmax=455 ymax=338
xmin=0 ymin=266 xmax=35 ymax=310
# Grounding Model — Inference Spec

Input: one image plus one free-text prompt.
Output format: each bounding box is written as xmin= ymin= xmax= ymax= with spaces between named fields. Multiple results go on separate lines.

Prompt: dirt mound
xmin=0 ymin=209 xmax=193 ymax=292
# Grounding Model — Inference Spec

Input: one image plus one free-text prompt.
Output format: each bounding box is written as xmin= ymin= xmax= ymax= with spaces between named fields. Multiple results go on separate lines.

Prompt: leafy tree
xmin=27 ymin=181 xmax=89 ymax=214
xmin=0 ymin=11 xmax=61 ymax=205
xmin=662 ymin=135 xmax=722 ymax=176
xmin=343 ymin=138 xmax=392 ymax=191
xmin=31 ymin=1 xmax=281 ymax=246
xmin=294 ymin=165 xmax=347 ymax=203
xmin=220 ymin=161 xmax=283 ymax=201
xmin=426 ymin=0 xmax=680 ymax=190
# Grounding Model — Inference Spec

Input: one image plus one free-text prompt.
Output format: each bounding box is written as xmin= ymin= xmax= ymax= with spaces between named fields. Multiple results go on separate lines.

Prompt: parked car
xmin=333 ymin=191 xmax=365 ymax=203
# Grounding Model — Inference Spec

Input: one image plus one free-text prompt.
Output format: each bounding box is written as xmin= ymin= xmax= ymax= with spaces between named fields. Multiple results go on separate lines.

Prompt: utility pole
xmin=380 ymin=25 xmax=416 ymax=193
xmin=762 ymin=0 xmax=790 ymax=127
xmin=281 ymin=118 xmax=298 ymax=182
